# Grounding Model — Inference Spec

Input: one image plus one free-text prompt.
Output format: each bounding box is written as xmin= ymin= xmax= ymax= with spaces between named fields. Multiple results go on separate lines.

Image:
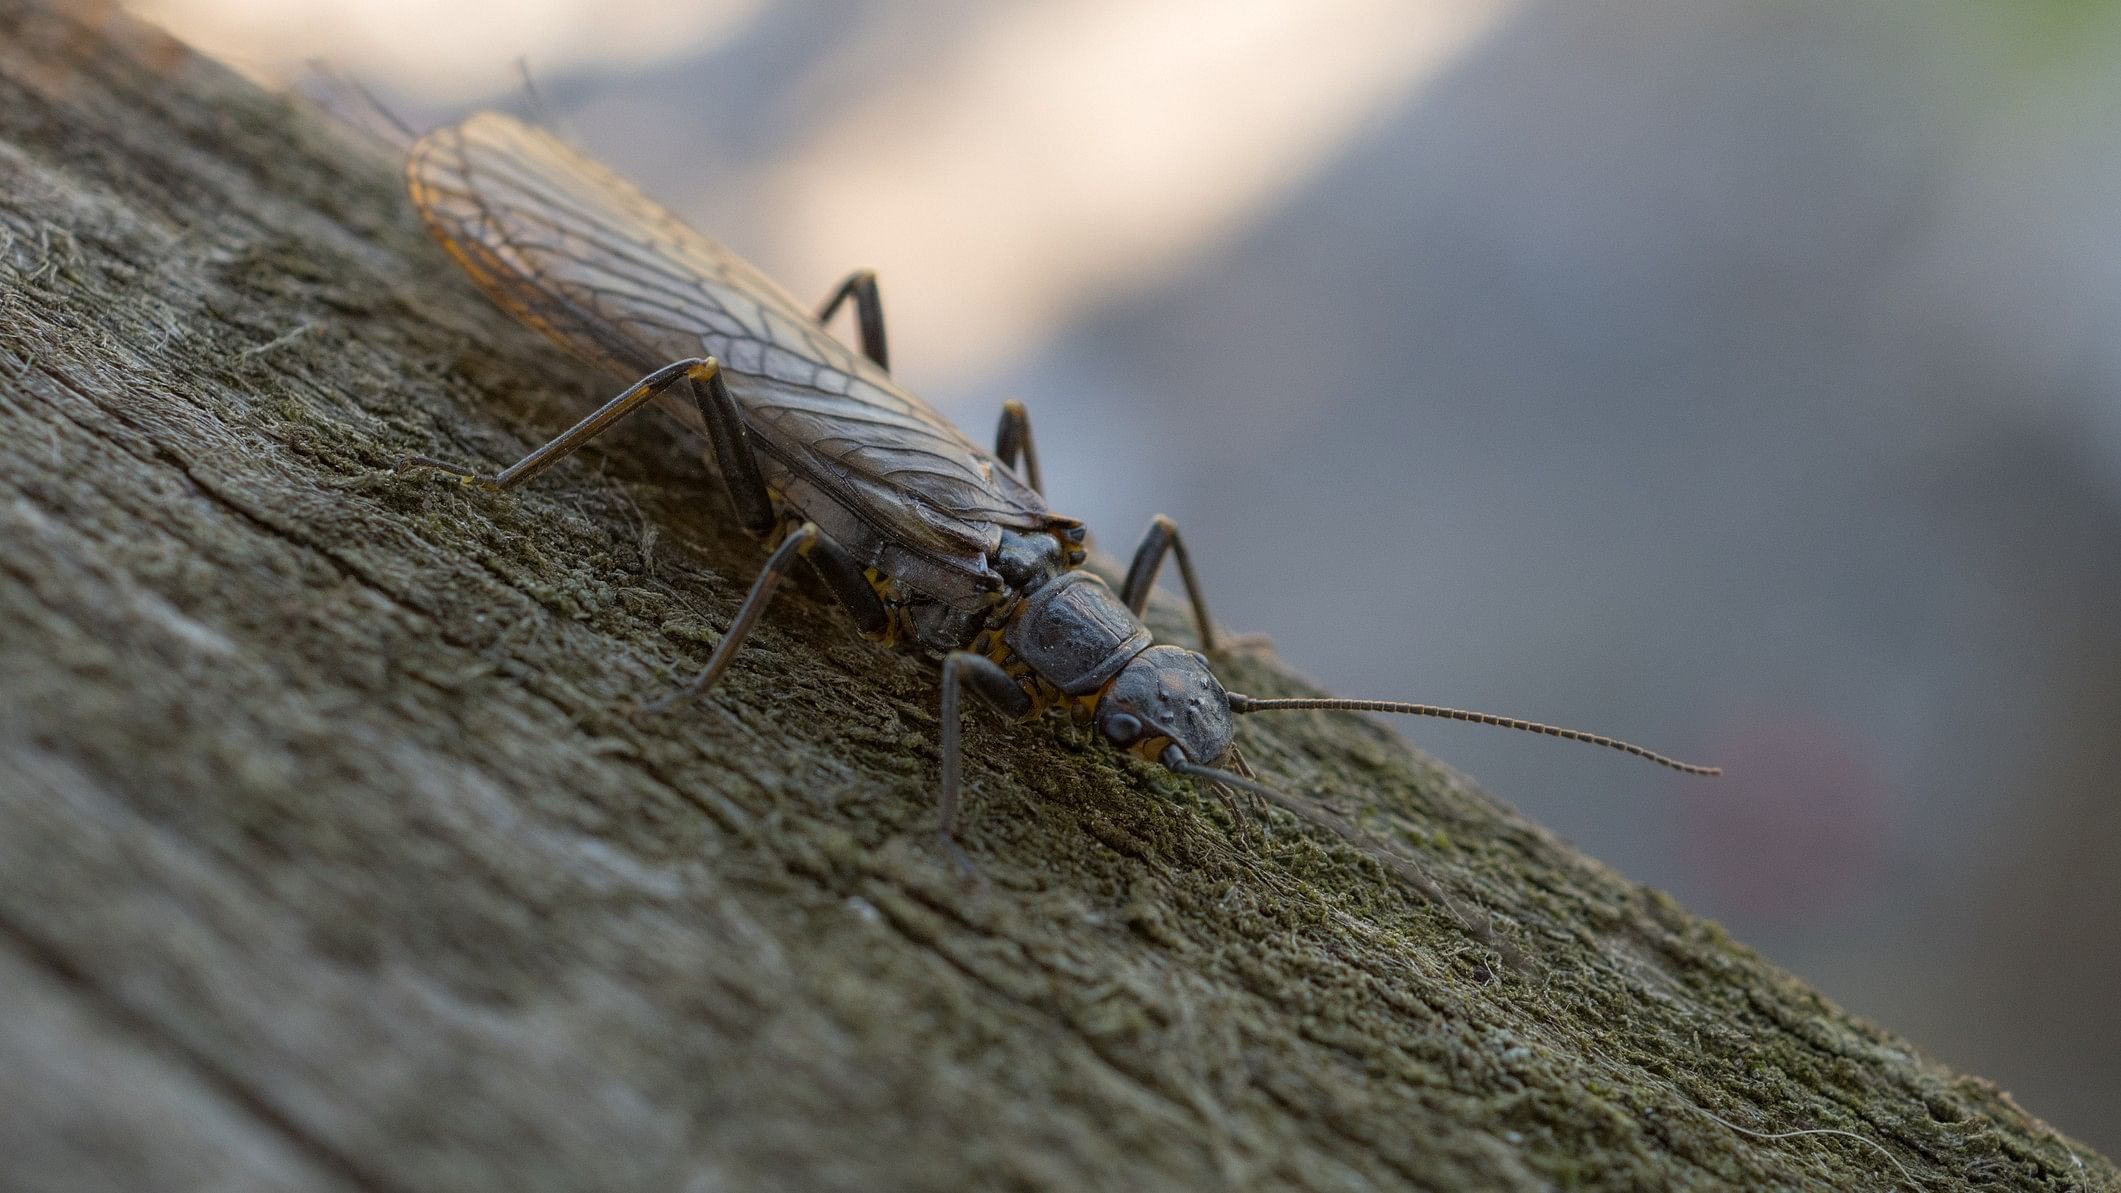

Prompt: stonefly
xmin=398 ymin=112 xmax=1718 ymax=865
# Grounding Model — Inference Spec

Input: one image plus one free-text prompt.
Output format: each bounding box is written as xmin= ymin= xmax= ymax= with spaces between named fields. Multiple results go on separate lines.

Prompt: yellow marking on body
xmin=860 ymin=566 xmax=917 ymax=646
xmin=953 ymin=592 xmax=1064 ymax=720
xmin=409 ymin=192 xmax=596 ymax=364
xmin=1131 ymin=735 xmax=1173 ymax=763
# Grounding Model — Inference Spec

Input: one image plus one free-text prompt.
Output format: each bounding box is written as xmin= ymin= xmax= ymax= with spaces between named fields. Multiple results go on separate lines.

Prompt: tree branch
xmin=0 ymin=3 xmax=2105 ymax=1188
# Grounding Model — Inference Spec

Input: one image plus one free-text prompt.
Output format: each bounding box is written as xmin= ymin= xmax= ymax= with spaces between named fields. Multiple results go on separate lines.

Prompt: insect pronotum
xmin=398 ymin=112 xmax=1718 ymax=874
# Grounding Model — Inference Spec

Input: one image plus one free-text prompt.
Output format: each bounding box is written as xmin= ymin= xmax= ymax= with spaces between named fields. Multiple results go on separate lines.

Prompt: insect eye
xmin=1103 ymin=712 xmax=1143 ymax=744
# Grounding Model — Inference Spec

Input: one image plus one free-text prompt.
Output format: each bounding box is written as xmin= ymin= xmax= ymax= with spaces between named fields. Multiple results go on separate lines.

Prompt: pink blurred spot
xmin=1684 ymin=714 xmax=1891 ymax=923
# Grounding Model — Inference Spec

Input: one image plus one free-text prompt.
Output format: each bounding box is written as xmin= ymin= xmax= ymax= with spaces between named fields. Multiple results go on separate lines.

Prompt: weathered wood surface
xmin=0 ymin=3 xmax=2108 ymax=1189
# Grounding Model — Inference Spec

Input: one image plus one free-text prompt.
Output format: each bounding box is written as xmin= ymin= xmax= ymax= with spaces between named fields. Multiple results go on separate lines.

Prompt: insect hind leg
xmin=399 ymin=357 xmax=723 ymax=492
xmin=683 ymin=355 xmax=777 ymax=539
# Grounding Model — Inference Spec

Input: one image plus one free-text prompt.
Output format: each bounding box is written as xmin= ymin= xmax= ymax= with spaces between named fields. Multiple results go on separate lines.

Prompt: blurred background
xmin=130 ymin=0 xmax=2121 ymax=1152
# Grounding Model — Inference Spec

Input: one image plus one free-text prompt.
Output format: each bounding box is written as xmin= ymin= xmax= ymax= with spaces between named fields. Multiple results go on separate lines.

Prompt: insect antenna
xmin=1224 ymin=694 xmax=1720 ymax=776
xmin=302 ymin=59 xmax=418 ymax=148
xmin=1159 ymin=745 xmax=1527 ymax=971
xmin=1164 ymin=749 xmax=1327 ymax=819
xmin=513 ymin=57 xmax=572 ymax=140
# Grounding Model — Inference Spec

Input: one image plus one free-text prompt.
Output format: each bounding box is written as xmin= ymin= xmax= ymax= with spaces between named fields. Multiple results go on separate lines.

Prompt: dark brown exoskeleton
xmin=399 ymin=114 xmax=1718 ymax=863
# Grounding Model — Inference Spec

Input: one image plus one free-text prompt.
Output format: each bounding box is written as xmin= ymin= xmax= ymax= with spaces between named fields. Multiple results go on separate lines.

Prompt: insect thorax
xmin=865 ymin=527 xmax=1147 ymax=721
xmin=986 ymin=569 xmax=1155 ymax=721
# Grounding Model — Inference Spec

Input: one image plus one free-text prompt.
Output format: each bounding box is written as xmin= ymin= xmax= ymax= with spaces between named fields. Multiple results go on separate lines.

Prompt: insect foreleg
xmin=937 ymin=651 xmax=1032 ymax=860
xmin=1119 ymin=514 xmax=1220 ymax=654
xmin=814 ymin=268 xmax=889 ymax=370
xmin=642 ymin=521 xmax=822 ymax=715
xmin=399 ymin=357 xmax=722 ymax=492
xmin=993 ymin=398 xmax=1043 ymax=496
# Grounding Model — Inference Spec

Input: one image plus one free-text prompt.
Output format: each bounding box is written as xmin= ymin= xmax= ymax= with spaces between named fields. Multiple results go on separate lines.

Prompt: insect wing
xmin=404 ymin=112 xmax=1050 ymax=565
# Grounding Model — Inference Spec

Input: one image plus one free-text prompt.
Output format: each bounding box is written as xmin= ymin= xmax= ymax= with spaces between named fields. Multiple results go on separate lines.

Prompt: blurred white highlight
xmin=127 ymin=0 xmax=1512 ymax=378
xmin=767 ymin=0 xmax=1513 ymax=375
xmin=127 ymin=0 xmax=763 ymax=101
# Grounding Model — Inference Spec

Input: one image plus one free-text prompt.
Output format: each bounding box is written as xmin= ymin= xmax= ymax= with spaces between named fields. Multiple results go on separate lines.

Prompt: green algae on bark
xmin=0 ymin=3 xmax=2109 ymax=1189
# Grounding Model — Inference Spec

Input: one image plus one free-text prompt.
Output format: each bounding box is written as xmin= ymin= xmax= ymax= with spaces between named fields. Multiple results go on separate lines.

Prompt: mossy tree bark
xmin=0 ymin=4 xmax=2108 ymax=1190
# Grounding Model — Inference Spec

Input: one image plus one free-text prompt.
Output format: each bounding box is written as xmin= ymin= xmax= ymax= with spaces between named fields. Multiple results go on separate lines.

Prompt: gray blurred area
xmin=384 ymin=0 xmax=2121 ymax=1151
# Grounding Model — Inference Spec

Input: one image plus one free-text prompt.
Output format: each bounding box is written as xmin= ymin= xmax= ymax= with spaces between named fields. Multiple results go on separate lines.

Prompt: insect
xmin=399 ymin=112 xmax=1718 ymax=863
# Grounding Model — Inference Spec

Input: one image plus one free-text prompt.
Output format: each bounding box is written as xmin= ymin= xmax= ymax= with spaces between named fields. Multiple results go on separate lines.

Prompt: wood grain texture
xmin=0 ymin=3 xmax=2108 ymax=1189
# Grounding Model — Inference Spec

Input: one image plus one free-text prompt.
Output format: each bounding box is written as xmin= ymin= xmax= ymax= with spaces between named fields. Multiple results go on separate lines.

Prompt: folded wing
xmin=405 ymin=112 xmax=1051 ymax=574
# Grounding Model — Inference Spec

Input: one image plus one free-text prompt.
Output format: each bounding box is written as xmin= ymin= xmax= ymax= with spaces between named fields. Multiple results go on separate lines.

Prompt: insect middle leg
xmin=937 ymin=651 xmax=1032 ymax=862
xmin=815 ymin=269 xmax=889 ymax=370
xmin=644 ymin=520 xmax=823 ymax=713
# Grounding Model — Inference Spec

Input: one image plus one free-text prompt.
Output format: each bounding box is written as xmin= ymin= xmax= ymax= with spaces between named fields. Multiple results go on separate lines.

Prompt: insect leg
xmin=814 ymin=269 xmax=889 ymax=370
xmin=1120 ymin=515 xmax=1219 ymax=654
xmin=993 ymin=399 xmax=1044 ymax=495
xmin=399 ymin=357 xmax=722 ymax=492
xmin=642 ymin=521 xmax=821 ymax=714
xmin=683 ymin=358 xmax=778 ymax=539
xmin=803 ymin=532 xmax=891 ymax=638
xmin=938 ymin=651 xmax=1032 ymax=860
